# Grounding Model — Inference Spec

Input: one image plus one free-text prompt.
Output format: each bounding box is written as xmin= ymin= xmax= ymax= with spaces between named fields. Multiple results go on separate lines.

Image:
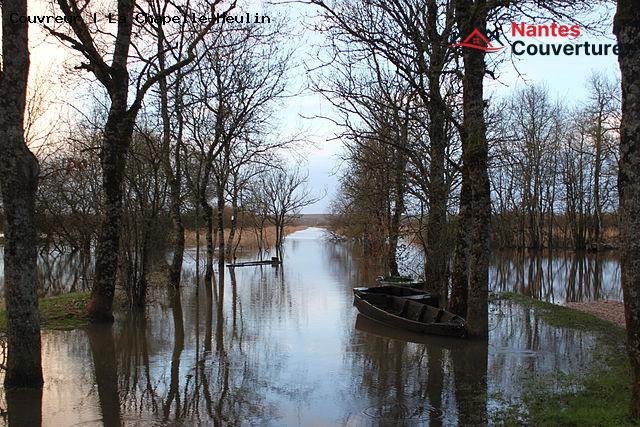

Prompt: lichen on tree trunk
xmin=454 ymin=0 xmax=491 ymax=338
xmin=614 ymin=0 xmax=640 ymax=418
xmin=86 ymin=112 xmax=134 ymax=322
xmin=0 ymin=0 xmax=44 ymax=388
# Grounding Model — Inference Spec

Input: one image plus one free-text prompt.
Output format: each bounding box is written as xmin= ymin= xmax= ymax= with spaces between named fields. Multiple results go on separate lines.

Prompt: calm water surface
xmin=0 ymin=228 xmax=614 ymax=425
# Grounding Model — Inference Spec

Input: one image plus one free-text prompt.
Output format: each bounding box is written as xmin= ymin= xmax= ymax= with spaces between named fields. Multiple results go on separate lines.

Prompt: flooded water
xmin=490 ymin=250 xmax=621 ymax=303
xmin=0 ymin=228 xmax=614 ymax=425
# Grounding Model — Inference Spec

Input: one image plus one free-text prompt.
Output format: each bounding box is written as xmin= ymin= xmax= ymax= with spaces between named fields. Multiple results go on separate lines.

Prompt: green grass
xmin=494 ymin=292 xmax=638 ymax=426
xmin=0 ymin=292 xmax=90 ymax=331
xmin=494 ymin=292 xmax=625 ymax=333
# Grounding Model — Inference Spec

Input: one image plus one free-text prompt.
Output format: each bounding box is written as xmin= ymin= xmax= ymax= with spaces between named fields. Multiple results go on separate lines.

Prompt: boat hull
xmin=353 ymin=288 xmax=466 ymax=338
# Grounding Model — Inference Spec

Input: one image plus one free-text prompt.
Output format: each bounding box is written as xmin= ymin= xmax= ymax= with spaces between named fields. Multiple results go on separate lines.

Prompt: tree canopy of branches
xmin=47 ymin=0 xmax=235 ymax=321
xmin=255 ymin=167 xmax=318 ymax=260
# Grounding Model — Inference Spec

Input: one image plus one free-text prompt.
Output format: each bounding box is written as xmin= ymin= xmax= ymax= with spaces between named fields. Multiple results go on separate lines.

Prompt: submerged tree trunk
xmin=455 ymin=0 xmax=491 ymax=338
xmin=387 ymin=207 xmax=401 ymax=277
xmin=423 ymin=5 xmax=451 ymax=300
xmin=203 ymin=199 xmax=214 ymax=284
xmin=593 ymin=113 xmax=603 ymax=250
xmin=167 ymin=160 xmax=185 ymax=288
xmin=162 ymin=81 xmax=185 ymax=288
xmin=216 ymin=183 xmax=226 ymax=269
xmin=425 ymin=95 xmax=449 ymax=300
xmin=226 ymin=175 xmax=239 ymax=261
xmin=449 ymin=176 xmax=471 ymax=316
xmin=0 ymin=0 xmax=44 ymax=388
xmin=614 ymin=1 xmax=640 ymax=418
xmin=387 ymin=152 xmax=406 ymax=277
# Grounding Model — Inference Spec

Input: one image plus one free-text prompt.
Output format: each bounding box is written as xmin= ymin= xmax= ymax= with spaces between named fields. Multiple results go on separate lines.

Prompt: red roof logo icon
xmin=450 ymin=28 xmax=503 ymax=52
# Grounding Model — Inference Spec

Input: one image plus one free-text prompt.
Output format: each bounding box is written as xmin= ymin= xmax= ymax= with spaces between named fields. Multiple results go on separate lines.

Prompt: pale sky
xmin=26 ymin=0 xmax=621 ymax=214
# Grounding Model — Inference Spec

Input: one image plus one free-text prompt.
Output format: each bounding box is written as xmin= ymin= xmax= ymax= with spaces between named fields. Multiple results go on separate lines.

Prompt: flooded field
xmin=0 ymin=228 xmax=617 ymax=425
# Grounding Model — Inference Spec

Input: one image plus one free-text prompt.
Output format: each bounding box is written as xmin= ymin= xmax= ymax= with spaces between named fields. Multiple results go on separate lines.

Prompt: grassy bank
xmin=0 ymin=292 xmax=90 ymax=332
xmin=494 ymin=292 xmax=635 ymax=426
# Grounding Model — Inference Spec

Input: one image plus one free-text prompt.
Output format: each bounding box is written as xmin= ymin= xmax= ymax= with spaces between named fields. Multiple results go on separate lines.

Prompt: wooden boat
xmin=226 ymin=257 xmax=281 ymax=268
xmin=353 ymin=286 xmax=467 ymax=338
xmin=376 ymin=275 xmax=425 ymax=289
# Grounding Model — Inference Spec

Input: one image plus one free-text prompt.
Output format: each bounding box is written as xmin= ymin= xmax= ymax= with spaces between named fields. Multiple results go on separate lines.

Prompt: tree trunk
xmin=157 ymin=18 xmax=185 ymax=289
xmin=387 ymin=153 xmax=405 ymax=277
xmin=449 ymin=176 xmax=470 ymax=316
xmin=614 ymin=1 xmax=640 ymax=418
xmin=203 ymin=198 xmax=214 ymax=284
xmin=425 ymin=95 xmax=449 ymax=300
xmin=164 ymin=91 xmax=185 ymax=288
xmin=83 ymin=0 xmax=135 ymax=322
xmin=0 ymin=0 xmax=44 ymax=388
xmin=86 ymin=111 xmax=134 ymax=321
xmin=226 ymin=176 xmax=239 ymax=260
xmin=456 ymin=0 xmax=491 ymax=338
xmin=6 ymin=388 xmax=42 ymax=425
xmin=593 ymin=113 xmax=603 ymax=250
xmin=424 ymin=5 xmax=450 ymax=300
xmin=168 ymin=170 xmax=185 ymax=287
xmin=216 ymin=184 xmax=226 ymax=269
xmin=275 ymin=217 xmax=285 ymax=261
xmin=0 ymin=143 xmax=43 ymax=388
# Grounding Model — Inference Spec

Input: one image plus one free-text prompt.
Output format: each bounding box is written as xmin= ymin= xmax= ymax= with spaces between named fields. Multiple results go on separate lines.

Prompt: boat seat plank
xmin=396 ymin=299 xmax=410 ymax=316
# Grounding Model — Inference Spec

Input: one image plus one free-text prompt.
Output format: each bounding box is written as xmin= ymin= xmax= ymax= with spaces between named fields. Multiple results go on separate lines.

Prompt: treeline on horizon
xmin=328 ymin=76 xmax=620 ymax=258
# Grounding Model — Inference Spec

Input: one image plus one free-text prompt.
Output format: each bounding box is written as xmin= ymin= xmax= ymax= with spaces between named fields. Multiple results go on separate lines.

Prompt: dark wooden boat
xmin=226 ymin=257 xmax=281 ymax=268
xmin=353 ymin=286 xmax=467 ymax=338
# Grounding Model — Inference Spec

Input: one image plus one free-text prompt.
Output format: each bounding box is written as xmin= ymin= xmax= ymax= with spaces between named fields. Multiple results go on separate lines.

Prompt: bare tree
xmin=182 ymin=20 xmax=290 ymax=280
xmin=259 ymin=167 xmax=319 ymax=260
xmin=585 ymin=72 xmax=620 ymax=250
xmin=451 ymin=0 xmax=492 ymax=338
xmin=312 ymin=0 xmax=460 ymax=297
xmin=448 ymin=0 xmax=601 ymax=335
xmin=0 ymin=0 xmax=44 ymax=387
xmin=47 ymin=0 xmax=234 ymax=321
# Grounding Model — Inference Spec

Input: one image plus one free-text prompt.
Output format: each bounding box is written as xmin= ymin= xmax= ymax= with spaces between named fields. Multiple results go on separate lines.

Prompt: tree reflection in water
xmin=490 ymin=250 xmax=620 ymax=303
xmin=0 ymin=228 xmax=615 ymax=425
xmin=87 ymin=323 xmax=121 ymax=426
